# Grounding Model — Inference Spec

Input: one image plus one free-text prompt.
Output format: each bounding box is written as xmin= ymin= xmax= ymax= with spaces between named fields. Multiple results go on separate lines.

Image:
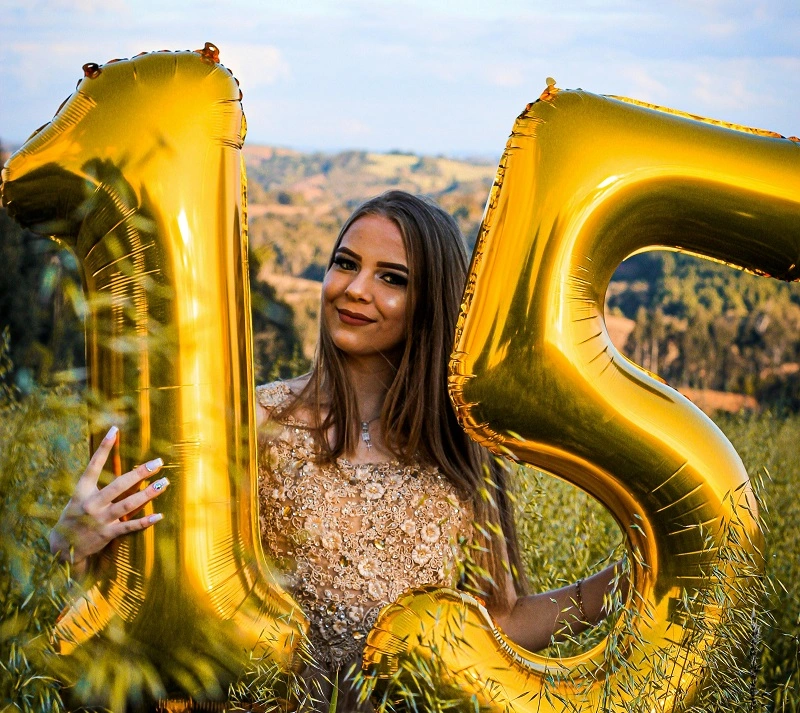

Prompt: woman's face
xmin=322 ymin=214 xmax=409 ymax=361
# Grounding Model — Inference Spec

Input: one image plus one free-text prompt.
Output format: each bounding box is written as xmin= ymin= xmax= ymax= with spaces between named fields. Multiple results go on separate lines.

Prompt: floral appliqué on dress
xmin=256 ymin=381 xmax=474 ymax=666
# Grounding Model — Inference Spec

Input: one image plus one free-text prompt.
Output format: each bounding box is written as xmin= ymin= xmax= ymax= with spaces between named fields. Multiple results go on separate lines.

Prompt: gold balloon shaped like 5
xmin=1 ymin=45 xmax=306 ymax=697
xmin=364 ymin=88 xmax=799 ymax=710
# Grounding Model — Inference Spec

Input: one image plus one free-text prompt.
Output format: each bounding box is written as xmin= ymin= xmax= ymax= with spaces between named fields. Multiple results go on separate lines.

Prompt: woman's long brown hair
xmin=285 ymin=190 xmax=528 ymax=610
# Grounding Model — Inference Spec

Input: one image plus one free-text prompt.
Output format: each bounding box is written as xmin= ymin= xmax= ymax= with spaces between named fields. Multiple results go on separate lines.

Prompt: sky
xmin=2 ymin=0 xmax=799 ymax=158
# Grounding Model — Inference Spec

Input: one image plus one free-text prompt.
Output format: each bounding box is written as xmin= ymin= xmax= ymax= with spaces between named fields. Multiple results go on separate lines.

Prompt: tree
xmin=0 ymin=204 xmax=84 ymax=390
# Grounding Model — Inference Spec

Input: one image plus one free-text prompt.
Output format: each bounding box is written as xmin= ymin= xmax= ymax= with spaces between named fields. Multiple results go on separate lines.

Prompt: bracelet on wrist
xmin=575 ymin=578 xmax=587 ymax=621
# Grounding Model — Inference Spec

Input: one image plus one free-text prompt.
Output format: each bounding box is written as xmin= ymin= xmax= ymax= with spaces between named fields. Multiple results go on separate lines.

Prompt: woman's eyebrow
xmin=377 ymin=261 xmax=409 ymax=273
xmin=337 ymin=247 xmax=408 ymax=273
xmin=336 ymin=247 xmax=360 ymax=259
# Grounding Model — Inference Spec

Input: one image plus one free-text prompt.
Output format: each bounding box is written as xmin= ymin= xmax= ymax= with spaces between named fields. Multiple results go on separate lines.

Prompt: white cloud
xmin=596 ymin=55 xmax=799 ymax=137
xmin=702 ymin=20 xmax=740 ymax=38
xmin=216 ymin=44 xmax=291 ymax=90
xmin=4 ymin=41 xmax=98 ymax=94
xmin=691 ymin=71 xmax=754 ymax=112
xmin=2 ymin=1 xmax=799 ymax=151
xmin=3 ymin=38 xmax=289 ymax=94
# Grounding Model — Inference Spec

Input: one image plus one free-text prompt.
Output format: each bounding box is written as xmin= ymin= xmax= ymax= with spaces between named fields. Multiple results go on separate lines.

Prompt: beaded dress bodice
xmin=256 ymin=381 xmax=474 ymax=666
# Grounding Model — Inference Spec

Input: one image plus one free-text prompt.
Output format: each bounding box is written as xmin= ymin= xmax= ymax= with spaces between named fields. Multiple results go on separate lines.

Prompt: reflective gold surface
xmin=1 ymin=46 xmax=306 ymax=698
xmin=364 ymin=87 xmax=798 ymax=710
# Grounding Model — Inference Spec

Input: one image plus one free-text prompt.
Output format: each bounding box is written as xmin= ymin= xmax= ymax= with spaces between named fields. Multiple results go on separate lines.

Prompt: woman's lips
xmin=337 ymin=308 xmax=376 ymax=326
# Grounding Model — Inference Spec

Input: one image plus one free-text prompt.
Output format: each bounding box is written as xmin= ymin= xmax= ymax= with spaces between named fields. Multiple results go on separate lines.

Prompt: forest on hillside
xmin=609 ymin=251 xmax=800 ymax=409
xmin=2 ymin=139 xmax=800 ymax=411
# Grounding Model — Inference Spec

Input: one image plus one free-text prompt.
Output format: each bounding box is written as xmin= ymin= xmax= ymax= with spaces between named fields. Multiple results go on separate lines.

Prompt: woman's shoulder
xmin=255 ymin=380 xmax=292 ymax=411
xmin=255 ymin=375 xmax=312 ymax=424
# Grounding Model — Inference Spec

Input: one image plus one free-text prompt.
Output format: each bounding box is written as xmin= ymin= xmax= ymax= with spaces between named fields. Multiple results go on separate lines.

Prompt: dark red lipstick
xmin=337 ymin=308 xmax=376 ymax=325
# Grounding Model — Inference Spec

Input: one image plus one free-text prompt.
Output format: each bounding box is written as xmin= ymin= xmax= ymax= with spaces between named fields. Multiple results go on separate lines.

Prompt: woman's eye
xmin=381 ymin=272 xmax=408 ymax=287
xmin=333 ymin=256 xmax=357 ymax=271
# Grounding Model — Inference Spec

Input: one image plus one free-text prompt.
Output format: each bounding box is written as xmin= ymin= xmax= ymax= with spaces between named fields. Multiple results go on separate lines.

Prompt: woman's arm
xmin=491 ymin=562 xmax=628 ymax=653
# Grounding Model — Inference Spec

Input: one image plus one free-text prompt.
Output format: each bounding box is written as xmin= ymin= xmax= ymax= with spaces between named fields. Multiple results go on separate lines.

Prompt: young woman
xmin=50 ymin=191 xmax=624 ymax=711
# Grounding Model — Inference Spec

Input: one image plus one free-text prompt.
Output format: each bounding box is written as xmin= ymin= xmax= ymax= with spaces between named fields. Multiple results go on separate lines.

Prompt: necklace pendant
xmin=361 ymin=421 xmax=372 ymax=451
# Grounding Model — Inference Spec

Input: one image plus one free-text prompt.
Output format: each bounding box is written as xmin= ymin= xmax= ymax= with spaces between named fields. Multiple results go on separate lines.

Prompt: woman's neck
xmin=343 ymin=353 xmax=398 ymax=421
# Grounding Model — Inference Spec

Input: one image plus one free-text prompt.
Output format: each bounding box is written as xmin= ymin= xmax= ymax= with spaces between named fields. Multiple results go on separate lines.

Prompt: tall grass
xmin=716 ymin=413 xmax=800 ymax=712
xmin=0 ymin=386 xmax=83 ymax=713
xmin=1 ymin=382 xmax=798 ymax=711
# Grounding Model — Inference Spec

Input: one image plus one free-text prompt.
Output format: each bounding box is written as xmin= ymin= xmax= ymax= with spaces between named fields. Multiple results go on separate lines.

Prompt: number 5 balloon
xmin=364 ymin=86 xmax=799 ymax=710
xmin=1 ymin=45 xmax=306 ymax=705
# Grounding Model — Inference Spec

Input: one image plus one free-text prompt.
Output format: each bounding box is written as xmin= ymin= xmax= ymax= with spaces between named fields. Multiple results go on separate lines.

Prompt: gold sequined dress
xmin=256 ymin=381 xmax=474 ymax=710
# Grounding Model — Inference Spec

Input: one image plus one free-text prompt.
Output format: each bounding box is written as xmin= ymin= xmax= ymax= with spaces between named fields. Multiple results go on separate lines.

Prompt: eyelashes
xmin=332 ymin=254 xmax=408 ymax=287
xmin=332 ymin=255 xmax=357 ymax=271
xmin=381 ymin=273 xmax=408 ymax=287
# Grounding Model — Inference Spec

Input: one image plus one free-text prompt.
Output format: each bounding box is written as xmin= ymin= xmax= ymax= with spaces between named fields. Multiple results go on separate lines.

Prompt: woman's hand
xmin=49 ymin=426 xmax=169 ymax=576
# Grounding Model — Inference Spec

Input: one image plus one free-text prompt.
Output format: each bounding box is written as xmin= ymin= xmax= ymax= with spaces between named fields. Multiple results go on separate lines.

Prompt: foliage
xmin=0 ymin=204 xmax=305 ymax=391
xmin=0 ymin=367 xmax=84 ymax=712
xmin=7 ymin=140 xmax=800 ymax=409
xmin=0 ymin=327 xmax=19 ymax=405
xmin=514 ymin=465 xmax=625 ymax=658
xmin=609 ymin=251 xmax=800 ymax=409
xmin=2 ymin=138 xmax=800 ymax=709
xmin=716 ymin=413 xmax=800 ymax=712
xmin=229 ymin=630 xmax=333 ymax=713
xmin=0 ymin=208 xmax=85 ymax=392
xmin=3 ymin=388 xmax=798 ymax=710
xmin=248 ymin=245 xmax=309 ymax=384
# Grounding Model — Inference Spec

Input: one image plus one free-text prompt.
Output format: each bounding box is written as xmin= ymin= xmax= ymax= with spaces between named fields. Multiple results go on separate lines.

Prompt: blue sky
xmin=2 ymin=0 xmax=799 ymax=156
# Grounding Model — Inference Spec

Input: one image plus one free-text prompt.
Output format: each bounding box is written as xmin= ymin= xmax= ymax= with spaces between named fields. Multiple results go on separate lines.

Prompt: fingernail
xmin=151 ymin=477 xmax=169 ymax=492
xmin=148 ymin=513 xmax=164 ymax=524
xmin=144 ymin=458 xmax=163 ymax=473
xmin=105 ymin=425 xmax=119 ymax=440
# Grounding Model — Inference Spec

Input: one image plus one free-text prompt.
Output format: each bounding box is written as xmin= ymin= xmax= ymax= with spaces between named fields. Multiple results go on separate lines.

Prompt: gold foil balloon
xmin=1 ymin=45 xmax=306 ymax=704
xmin=363 ymin=87 xmax=800 ymax=710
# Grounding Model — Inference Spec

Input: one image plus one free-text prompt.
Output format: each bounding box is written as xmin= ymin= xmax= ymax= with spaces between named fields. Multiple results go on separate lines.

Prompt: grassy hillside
xmin=241 ymin=144 xmax=800 ymax=412
xmin=243 ymin=146 xmax=495 ymax=280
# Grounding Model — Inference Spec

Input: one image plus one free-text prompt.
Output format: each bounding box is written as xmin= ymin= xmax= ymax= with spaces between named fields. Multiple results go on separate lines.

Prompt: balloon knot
xmin=197 ymin=42 xmax=221 ymax=64
xmin=539 ymin=77 xmax=559 ymax=101
xmin=82 ymin=63 xmax=102 ymax=79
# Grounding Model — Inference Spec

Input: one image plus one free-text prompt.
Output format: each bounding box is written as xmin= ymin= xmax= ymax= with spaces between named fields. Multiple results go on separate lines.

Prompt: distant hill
xmin=243 ymin=146 xmax=495 ymax=279
xmin=3 ymin=137 xmax=799 ymax=412
xmin=607 ymin=251 xmax=800 ymax=411
xmin=243 ymin=144 xmax=800 ymax=412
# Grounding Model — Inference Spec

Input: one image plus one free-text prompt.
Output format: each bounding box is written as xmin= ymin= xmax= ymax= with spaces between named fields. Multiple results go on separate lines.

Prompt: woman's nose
xmin=344 ymin=272 xmax=372 ymax=301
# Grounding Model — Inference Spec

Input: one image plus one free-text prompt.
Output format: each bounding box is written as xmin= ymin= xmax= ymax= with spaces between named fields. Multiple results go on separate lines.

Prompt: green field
xmin=1 ymin=382 xmax=798 ymax=711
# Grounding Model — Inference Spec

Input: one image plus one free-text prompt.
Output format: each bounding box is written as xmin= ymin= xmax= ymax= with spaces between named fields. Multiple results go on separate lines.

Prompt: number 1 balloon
xmin=1 ymin=44 xmax=307 ymax=704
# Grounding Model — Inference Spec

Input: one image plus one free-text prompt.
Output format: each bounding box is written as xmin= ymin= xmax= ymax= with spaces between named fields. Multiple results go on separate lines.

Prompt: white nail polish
xmin=148 ymin=513 xmax=163 ymax=524
xmin=152 ymin=477 xmax=169 ymax=492
xmin=105 ymin=425 xmax=119 ymax=440
xmin=144 ymin=457 xmax=164 ymax=473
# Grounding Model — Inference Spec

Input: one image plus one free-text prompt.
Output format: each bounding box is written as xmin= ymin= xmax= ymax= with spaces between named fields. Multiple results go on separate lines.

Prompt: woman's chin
xmin=334 ymin=341 xmax=404 ymax=365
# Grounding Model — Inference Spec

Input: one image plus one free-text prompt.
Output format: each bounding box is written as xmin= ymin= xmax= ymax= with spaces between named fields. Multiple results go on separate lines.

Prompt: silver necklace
xmin=360 ymin=416 xmax=380 ymax=451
